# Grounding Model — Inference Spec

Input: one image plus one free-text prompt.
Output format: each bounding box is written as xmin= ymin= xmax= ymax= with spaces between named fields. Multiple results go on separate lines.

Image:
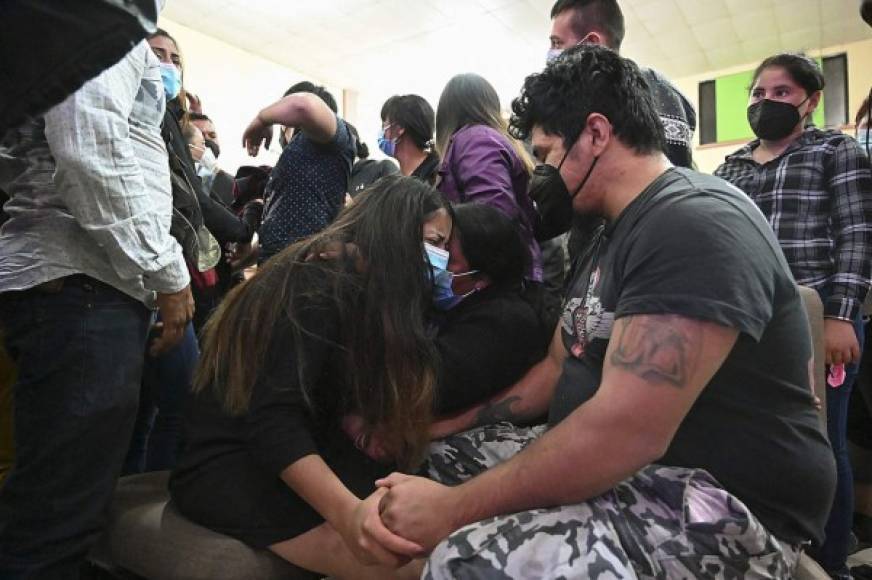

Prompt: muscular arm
xmin=379 ymin=314 xmax=738 ymax=549
xmin=429 ymin=323 xmax=566 ymax=439
xmin=456 ymin=314 xmax=736 ymax=520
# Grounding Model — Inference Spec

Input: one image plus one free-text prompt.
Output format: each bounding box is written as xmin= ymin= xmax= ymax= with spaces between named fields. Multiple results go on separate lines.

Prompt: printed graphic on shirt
xmin=561 ymin=267 xmax=614 ymax=359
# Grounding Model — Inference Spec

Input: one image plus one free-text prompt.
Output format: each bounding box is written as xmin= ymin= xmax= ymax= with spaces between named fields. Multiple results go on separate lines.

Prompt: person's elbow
xmin=620 ymin=418 xmax=676 ymax=468
xmin=288 ymin=94 xmax=326 ymax=128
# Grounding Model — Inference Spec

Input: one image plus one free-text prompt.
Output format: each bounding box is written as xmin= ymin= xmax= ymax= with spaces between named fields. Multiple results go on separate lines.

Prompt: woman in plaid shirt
xmin=715 ymin=53 xmax=872 ymax=580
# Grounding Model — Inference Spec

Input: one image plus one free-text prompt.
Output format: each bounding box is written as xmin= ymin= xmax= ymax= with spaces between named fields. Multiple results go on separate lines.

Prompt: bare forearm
xmin=430 ymin=351 xmax=561 ymax=439
xmin=257 ymin=93 xmax=336 ymax=144
xmin=258 ymin=95 xmax=307 ymax=127
xmin=452 ymin=402 xmax=660 ymax=526
xmin=451 ymin=314 xmax=737 ymax=527
xmin=281 ymin=455 xmax=358 ymax=527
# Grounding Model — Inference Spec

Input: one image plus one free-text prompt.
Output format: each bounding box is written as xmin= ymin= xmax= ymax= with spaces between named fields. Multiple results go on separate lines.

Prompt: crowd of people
xmin=1 ymin=0 xmax=871 ymax=578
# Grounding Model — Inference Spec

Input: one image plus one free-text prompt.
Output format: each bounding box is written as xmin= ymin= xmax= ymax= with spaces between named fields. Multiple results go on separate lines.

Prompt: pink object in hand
xmin=828 ymin=364 xmax=846 ymax=388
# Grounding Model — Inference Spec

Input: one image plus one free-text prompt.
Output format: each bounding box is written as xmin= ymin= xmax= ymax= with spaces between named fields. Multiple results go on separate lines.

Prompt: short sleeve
xmin=615 ymin=192 xmax=776 ymax=341
xmin=322 ymin=117 xmax=356 ymax=168
xmin=245 ymin=267 xmax=341 ymax=475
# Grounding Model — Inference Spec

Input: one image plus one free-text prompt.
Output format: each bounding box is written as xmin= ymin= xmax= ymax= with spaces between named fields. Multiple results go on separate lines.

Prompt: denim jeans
xmin=813 ymin=303 xmax=866 ymax=578
xmin=0 ymin=276 xmax=149 ymax=579
xmin=124 ymin=320 xmax=198 ymax=474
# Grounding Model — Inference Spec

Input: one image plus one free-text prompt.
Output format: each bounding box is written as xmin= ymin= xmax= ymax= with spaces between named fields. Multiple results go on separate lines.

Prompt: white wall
xmin=673 ymin=37 xmax=872 ymax=174
xmin=157 ymin=18 xmax=338 ymax=173
xmin=159 ymin=18 xmax=872 ymax=176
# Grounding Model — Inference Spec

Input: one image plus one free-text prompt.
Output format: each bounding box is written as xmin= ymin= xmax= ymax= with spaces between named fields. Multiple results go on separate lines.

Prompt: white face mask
xmin=546 ymin=34 xmax=596 ymax=64
xmin=199 ymin=147 xmax=217 ymax=171
xmin=546 ymin=48 xmax=563 ymax=63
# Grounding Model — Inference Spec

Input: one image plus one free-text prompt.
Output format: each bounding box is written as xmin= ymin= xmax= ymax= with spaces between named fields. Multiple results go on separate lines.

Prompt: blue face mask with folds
xmin=424 ymin=243 xmax=479 ymax=310
xmin=378 ymin=126 xmax=398 ymax=157
xmin=160 ymin=62 xmax=182 ymax=101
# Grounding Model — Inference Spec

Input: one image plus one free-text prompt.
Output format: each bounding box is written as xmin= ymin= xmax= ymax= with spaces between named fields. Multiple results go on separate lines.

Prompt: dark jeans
xmin=0 ymin=276 xmax=149 ymax=579
xmin=124 ymin=320 xmax=198 ymax=474
xmin=814 ymin=305 xmax=866 ymax=577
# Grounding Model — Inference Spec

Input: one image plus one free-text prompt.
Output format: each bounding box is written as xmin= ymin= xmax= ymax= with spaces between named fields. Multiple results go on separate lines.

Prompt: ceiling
xmin=164 ymin=0 xmax=872 ymax=103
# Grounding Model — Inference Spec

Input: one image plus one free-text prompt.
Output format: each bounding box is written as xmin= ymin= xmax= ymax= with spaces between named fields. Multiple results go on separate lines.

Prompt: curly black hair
xmin=509 ymin=44 xmax=664 ymax=155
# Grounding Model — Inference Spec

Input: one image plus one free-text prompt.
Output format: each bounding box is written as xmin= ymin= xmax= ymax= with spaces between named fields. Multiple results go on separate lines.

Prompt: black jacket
xmin=433 ymin=285 xmax=546 ymax=416
xmin=162 ymin=102 xmax=258 ymax=248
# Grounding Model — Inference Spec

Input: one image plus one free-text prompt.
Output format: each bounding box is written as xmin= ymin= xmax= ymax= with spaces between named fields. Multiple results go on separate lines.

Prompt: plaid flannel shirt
xmin=715 ymin=127 xmax=872 ymax=321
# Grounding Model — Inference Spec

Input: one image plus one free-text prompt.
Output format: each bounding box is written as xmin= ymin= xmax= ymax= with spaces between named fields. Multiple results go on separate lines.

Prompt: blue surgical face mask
xmin=546 ymin=48 xmax=563 ymax=63
xmin=424 ymin=243 xmax=480 ymax=310
xmin=159 ymin=62 xmax=182 ymax=101
xmin=433 ymin=270 xmax=480 ymax=310
xmin=378 ymin=125 xmax=398 ymax=158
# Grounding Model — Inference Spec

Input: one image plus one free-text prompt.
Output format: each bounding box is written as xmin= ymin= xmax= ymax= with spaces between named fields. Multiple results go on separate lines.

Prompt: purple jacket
xmin=438 ymin=125 xmax=543 ymax=282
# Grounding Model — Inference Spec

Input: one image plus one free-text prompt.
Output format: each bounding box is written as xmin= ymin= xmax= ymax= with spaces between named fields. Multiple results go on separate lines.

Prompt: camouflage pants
xmin=422 ymin=423 xmax=801 ymax=579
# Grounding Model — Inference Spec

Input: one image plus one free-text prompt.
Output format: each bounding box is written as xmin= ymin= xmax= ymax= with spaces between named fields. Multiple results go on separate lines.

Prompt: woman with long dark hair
xmin=344 ymin=203 xmax=547 ymax=463
xmin=435 ymin=73 xmax=549 ymax=338
xmin=715 ymin=53 xmax=872 ymax=580
xmin=169 ymin=176 xmax=451 ymax=578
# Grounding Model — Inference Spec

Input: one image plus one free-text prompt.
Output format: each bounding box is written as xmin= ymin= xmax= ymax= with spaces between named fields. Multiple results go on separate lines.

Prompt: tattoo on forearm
xmin=610 ymin=315 xmax=702 ymax=388
xmin=475 ymin=396 xmax=524 ymax=427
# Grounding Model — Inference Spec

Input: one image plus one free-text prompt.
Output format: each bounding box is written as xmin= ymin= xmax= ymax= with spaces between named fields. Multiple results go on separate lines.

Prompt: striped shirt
xmin=715 ymin=127 xmax=872 ymax=320
xmin=0 ymin=41 xmax=188 ymax=304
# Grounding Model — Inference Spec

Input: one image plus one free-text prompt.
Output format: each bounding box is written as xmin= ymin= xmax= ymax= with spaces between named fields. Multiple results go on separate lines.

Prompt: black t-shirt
xmin=410 ymin=152 xmax=440 ymax=185
xmin=550 ymin=167 xmax=835 ymax=545
xmin=349 ymin=158 xmax=399 ymax=197
xmin=433 ymin=285 xmax=544 ymax=415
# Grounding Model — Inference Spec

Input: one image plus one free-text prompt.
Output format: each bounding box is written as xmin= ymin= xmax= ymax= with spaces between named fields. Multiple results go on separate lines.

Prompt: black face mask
xmin=205 ymin=139 xmax=220 ymax=158
xmin=529 ymin=143 xmax=599 ymax=240
xmin=747 ymin=98 xmax=808 ymax=141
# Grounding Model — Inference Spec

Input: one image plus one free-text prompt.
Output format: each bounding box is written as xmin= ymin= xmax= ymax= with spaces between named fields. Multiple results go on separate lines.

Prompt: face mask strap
xmin=570 ymin=154 xmax=600 ymax=199
xmin=556 ymin=133 xmax=579 ymax=171
xmin=796 ymin=95 xmax=812 ymax=124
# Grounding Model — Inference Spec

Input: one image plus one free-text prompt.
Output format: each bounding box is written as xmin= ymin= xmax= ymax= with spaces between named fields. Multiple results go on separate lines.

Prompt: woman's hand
xmin=304 ymin=241 xmax=366 ymax=273
xmin=824 ymin=318 xmax=860 ymax=366
xmin=376 ymin=473 xmax=461 ymax=554
xmin=337 ymin=489 xmax=425 ymax=567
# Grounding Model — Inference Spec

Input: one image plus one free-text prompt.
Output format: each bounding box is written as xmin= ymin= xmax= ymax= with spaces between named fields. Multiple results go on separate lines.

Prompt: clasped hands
xmin=350 ymin=474 xmax=461 ymax=568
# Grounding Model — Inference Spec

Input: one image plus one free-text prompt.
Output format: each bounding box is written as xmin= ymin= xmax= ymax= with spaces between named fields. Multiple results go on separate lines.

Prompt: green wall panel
xmin=713 ymin=63 xmax=825 ymax=143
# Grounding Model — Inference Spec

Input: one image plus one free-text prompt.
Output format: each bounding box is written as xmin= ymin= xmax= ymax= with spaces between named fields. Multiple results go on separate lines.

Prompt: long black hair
xmin=195 ymin=175 xmax=449 ymax=468
xmin=435 ymin=73 xmax=533 ymax=173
